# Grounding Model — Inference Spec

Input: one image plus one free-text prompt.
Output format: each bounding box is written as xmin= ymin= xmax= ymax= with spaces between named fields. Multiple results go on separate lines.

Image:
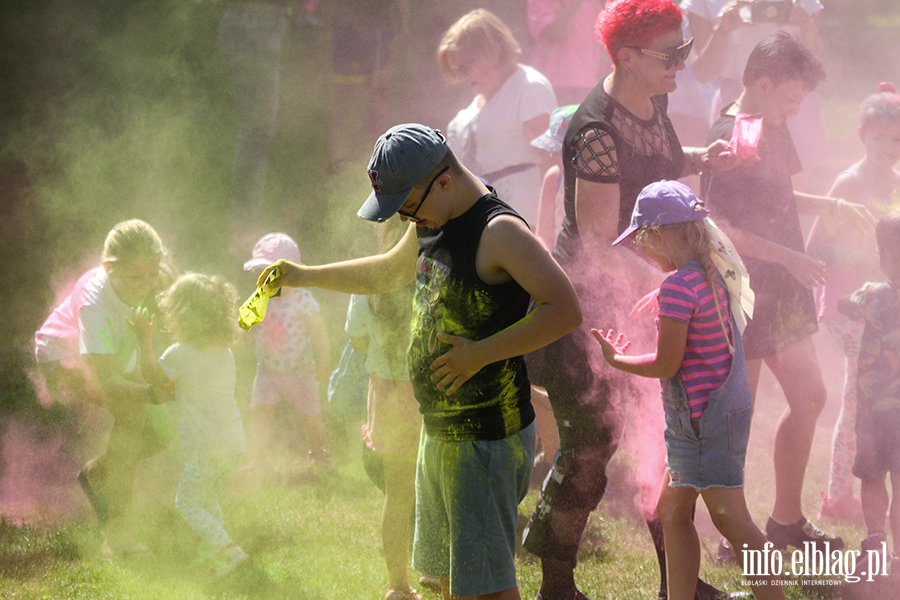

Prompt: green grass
xmin=0 ymin=367 xmax=870 ymax=600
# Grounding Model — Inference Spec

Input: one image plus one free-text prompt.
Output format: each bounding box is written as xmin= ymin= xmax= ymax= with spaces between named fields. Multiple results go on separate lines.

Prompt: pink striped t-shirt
xmin=657 ymin=263 xmax=733 ymax=418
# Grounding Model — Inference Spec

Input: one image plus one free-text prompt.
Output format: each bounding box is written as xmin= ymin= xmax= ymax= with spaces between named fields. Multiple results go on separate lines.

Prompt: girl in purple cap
xmin=593 ymin=180 xmax=784 ymax=600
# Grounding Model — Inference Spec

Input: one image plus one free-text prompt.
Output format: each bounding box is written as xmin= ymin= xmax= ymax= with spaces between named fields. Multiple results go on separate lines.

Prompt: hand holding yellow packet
xmin=238 ymin=266 xmax=281 ymax=331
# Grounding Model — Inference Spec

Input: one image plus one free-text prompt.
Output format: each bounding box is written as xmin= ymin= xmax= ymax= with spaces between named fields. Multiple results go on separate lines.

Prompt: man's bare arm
xmin=259 ymin=221 xmax=419 ymax=294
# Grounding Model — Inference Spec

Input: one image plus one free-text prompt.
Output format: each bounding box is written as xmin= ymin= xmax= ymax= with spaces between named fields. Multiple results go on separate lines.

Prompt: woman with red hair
xmin=521 ymin=1 xmax=744 ymax=599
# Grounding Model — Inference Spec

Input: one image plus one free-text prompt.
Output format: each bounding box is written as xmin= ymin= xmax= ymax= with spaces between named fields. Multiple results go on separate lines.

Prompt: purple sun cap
xmin=612 ymin=180 xmax=709 ymax=246
xmin=357 ymin=124 xmax=449 ymax=223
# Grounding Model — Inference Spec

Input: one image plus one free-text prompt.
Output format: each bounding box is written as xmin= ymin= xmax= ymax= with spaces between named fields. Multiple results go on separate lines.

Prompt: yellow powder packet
xmin=238 ymin=267 xmax=281 ymax=331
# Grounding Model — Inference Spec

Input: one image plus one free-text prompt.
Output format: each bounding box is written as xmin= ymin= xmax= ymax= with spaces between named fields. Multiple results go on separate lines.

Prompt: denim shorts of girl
xmin=662 ymin=310 xmax=753 ymax=491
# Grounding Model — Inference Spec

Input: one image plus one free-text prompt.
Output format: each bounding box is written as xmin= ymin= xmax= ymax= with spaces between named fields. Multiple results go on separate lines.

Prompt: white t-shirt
xmin=159 ymin=342 xmax=246 ymax=459
xmin=447 ymin=65 xmax=558 ymax=226
xmin=72 ymin=267 xmax=137 ymax=373
xmin=345 ymin=294 xmax=410 ymax=382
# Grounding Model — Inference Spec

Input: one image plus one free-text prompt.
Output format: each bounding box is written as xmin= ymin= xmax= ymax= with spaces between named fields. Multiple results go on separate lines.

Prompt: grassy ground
xmin=0 ymin=365 xmax=877 ymax=600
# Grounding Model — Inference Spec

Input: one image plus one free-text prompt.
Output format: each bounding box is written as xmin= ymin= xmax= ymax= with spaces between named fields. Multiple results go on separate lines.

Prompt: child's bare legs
xmin=747 ymin=336 xmax=827 ymax=523
xmin=656 ymin=473 xmax=701 ymax=600
xmin=440 ymin=578 xmax=521 ymax=600
xmin=383 ymin=451 xmax=417 ymax=593
xmin=245 ymin=404 xmax=276 ymax=469
xmin=861 ymin=477 xmax=890 ymax=535
xmin=299 ymin=414 xmax=328 ymax=461
xmin=702 ymin=487 xmax=785 ymax=600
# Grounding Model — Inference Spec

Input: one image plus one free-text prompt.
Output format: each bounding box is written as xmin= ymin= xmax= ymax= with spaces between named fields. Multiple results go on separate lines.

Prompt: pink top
xmin=658 ymin=264 xmax=733 ymax=418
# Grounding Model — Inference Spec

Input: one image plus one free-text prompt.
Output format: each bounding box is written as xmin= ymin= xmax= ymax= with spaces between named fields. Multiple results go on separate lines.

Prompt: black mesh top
xmin=554 ymin=82 xmax=684 ymax=267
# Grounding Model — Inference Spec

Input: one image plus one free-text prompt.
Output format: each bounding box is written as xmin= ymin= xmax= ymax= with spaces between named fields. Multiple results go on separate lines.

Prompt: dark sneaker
xmin=765 ymin=516 xmax=844 ymax=550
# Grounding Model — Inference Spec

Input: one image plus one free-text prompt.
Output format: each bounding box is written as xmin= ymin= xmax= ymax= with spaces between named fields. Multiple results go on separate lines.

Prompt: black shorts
xmin=741 ymin=260 xmax=818 ymax=360
xmin=853 ymin=408 xmax=900 ymax=480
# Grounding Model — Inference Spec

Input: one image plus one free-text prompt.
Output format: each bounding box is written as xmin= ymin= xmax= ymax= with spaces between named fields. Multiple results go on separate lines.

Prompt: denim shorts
xmin=663 ymin=311 xmax=753 ymax=491
xmin=663 ymin=381 xmax=752 ymax=490
xmin=412 ymin=420 xmax=535 ymax=597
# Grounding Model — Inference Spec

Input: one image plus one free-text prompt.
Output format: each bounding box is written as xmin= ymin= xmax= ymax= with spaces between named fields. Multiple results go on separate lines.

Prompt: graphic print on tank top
xmin=411 ymin=255 xmax=451 ymax=362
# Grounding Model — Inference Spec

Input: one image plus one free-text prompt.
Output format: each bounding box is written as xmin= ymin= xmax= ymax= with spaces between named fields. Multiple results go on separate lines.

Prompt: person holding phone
xmin=681 ymin=0 xmax=828 ymax=172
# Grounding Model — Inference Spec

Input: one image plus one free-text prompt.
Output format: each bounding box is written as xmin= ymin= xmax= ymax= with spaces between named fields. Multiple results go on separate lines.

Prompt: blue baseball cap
xmin=357 ymin=124 xmax=449 ymax=223
xmin=612 ymin=180 xmax=709 ymax=245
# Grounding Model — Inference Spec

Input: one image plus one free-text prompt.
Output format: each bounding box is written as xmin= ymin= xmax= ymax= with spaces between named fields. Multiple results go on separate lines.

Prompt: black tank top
xmin=410 ymin=192 xmax=534 ymax=441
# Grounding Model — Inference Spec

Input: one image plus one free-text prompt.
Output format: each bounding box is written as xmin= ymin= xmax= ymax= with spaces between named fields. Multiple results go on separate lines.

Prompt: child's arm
xmin=535 ymin=165 xmax=560 ymax=252
xmin=591 ymin=316 xmax=688 ymax=379
xmin=306 ymin=312 xmax=332 ymax=383
xmin=126 ymin=307 xmax=172 ymax=389
xmin=428 ymin=215 xmax=582 ymax=396
xmin=258 ymin=222 xmax=419 ymax=295
xmin=718 ymin=223 xmax=826 ymax=289
xmin=794 ymin=190 xmax=877 ymax=235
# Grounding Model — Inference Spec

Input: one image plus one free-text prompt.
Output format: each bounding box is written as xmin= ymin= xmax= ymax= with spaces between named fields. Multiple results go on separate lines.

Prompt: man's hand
xmin=429 ymin=332 xmax=484 ymax=396
xmin=257 ymin=261 xmax=298 ymax=290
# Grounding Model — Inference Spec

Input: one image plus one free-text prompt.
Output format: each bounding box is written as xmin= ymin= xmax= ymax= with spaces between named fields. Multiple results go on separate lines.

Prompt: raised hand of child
xmin=591 ymin=328 xmax=631 ymax=365
xmin=126 ymin=306 xmax=157 ymax=341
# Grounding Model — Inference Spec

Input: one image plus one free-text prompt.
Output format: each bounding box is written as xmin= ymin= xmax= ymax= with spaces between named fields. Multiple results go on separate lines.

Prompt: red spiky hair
xmin=596 ymin=0 xmax=684 ymax=65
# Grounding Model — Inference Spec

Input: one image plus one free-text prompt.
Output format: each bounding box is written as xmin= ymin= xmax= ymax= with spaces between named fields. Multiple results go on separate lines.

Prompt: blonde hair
xmin=102 ymin=219 xmax=164 ymax=267
xmin=635 ymin=220 xmax=733 ymax=348
xmin=158 ymin=273 xmax=239 ymax=348
xmin=437 ymin=9 xmax=520 ymax=83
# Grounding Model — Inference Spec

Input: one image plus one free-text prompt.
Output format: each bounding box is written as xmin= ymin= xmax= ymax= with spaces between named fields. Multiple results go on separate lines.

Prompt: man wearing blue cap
xmin=259 ymin=123 xmax=582 ymax=600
